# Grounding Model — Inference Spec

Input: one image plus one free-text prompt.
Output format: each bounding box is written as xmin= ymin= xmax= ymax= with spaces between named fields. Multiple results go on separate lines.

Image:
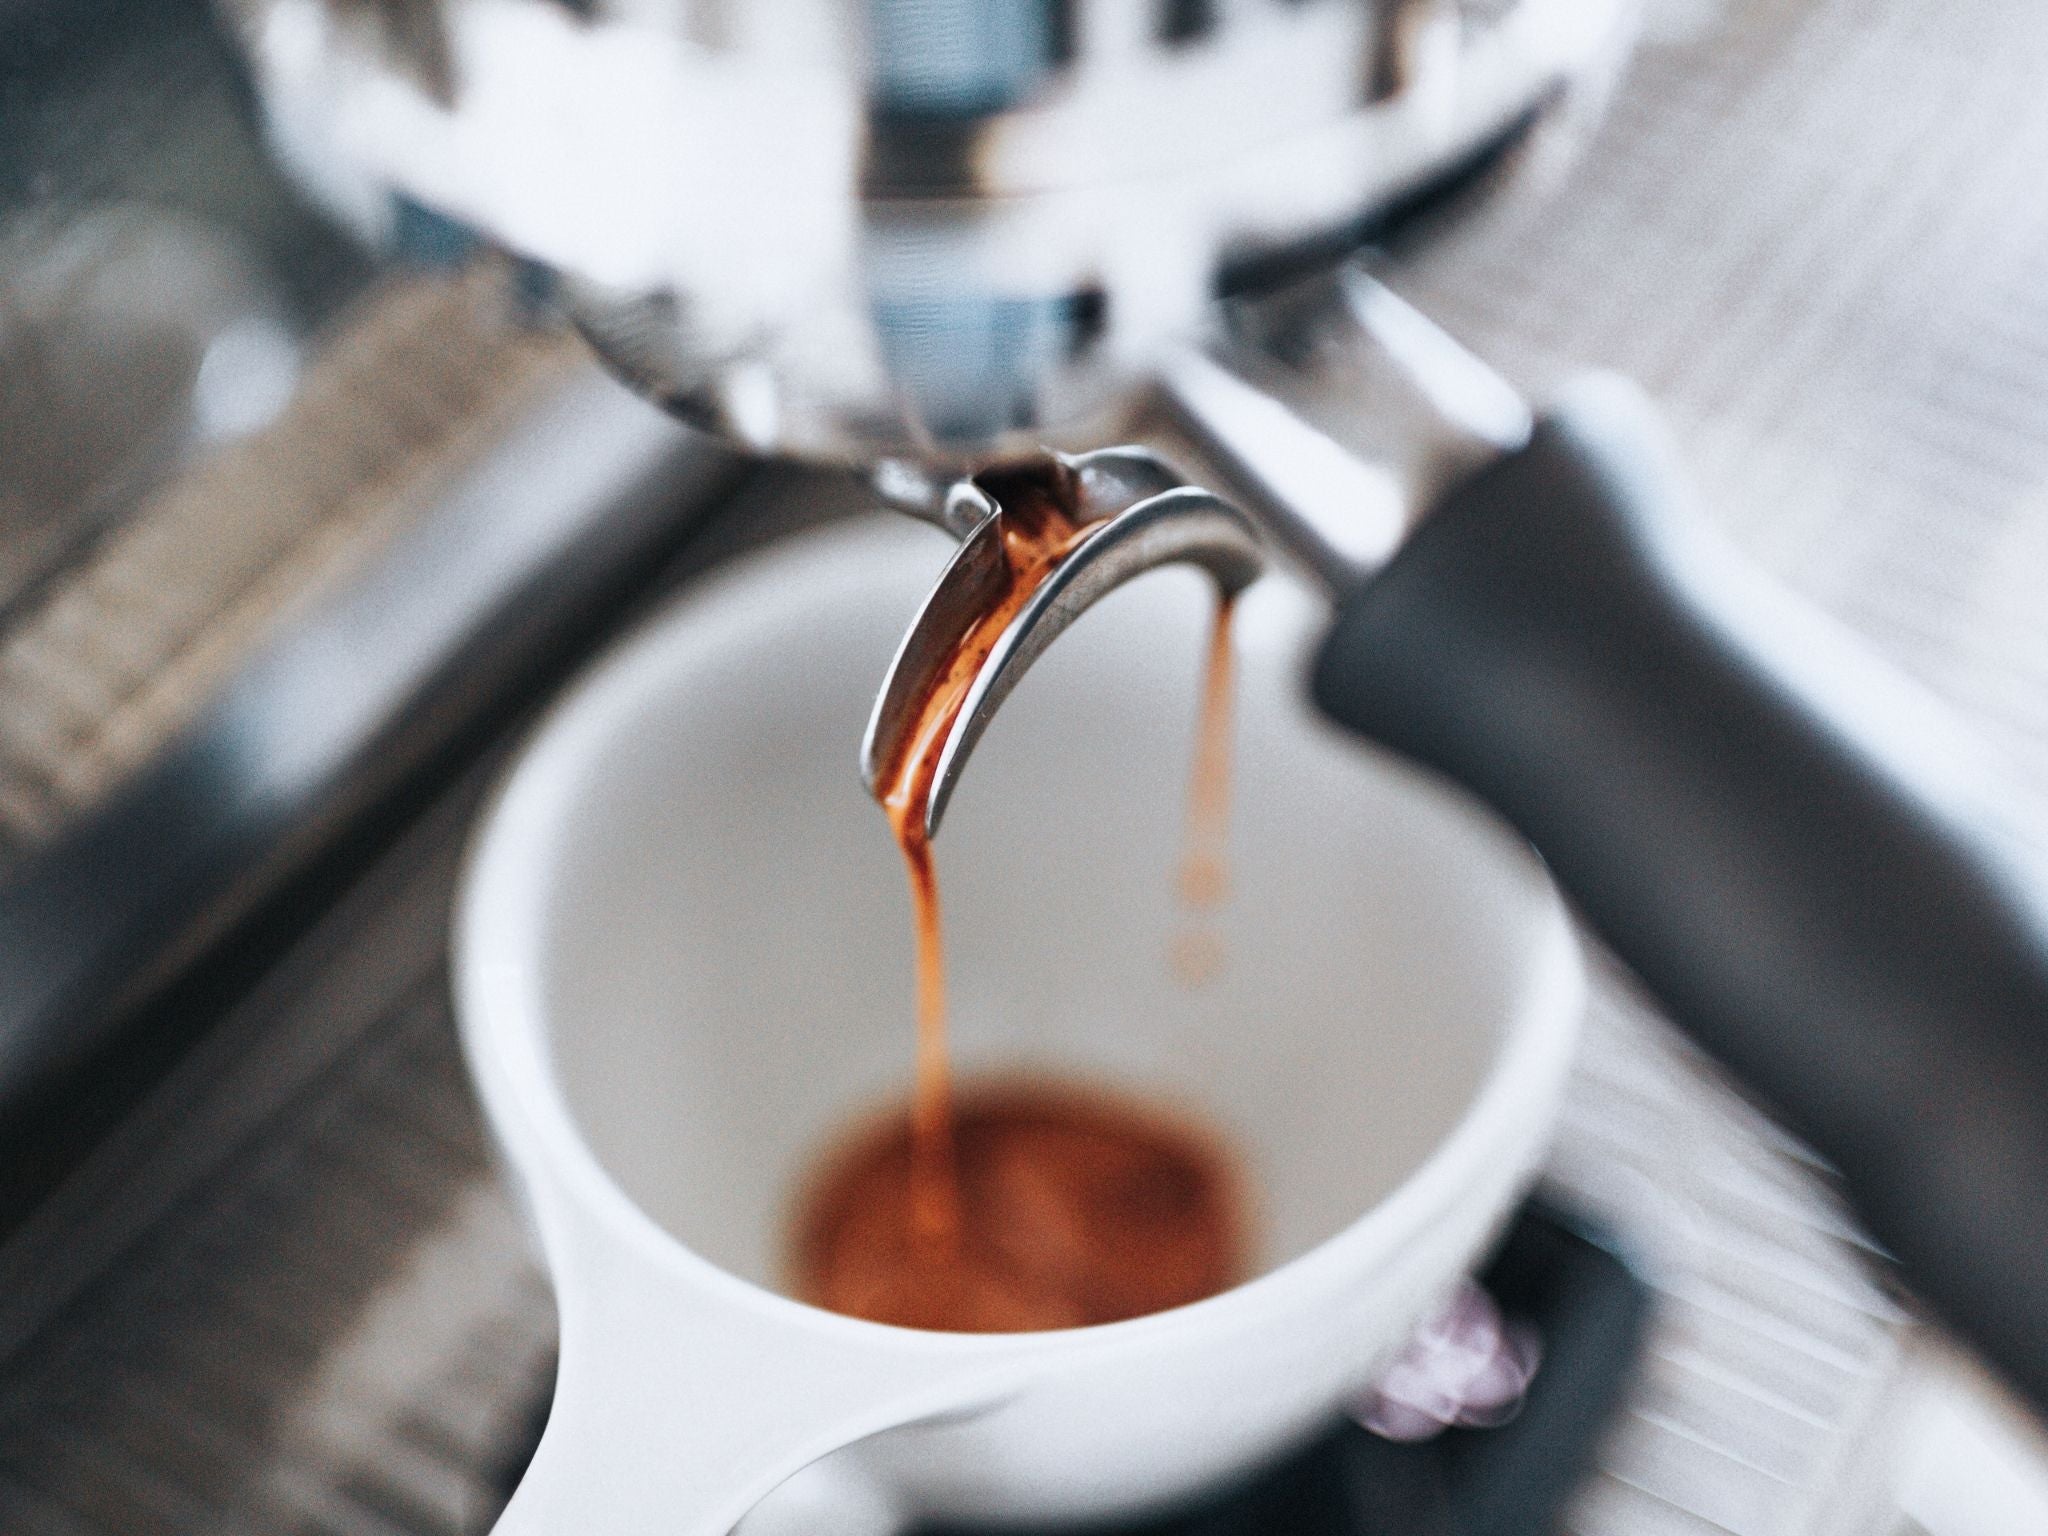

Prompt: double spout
xmin=862 ymin=270 xmax=1524 ymax=840
xmin=860 ymin=447 xmax=1263 ymax=841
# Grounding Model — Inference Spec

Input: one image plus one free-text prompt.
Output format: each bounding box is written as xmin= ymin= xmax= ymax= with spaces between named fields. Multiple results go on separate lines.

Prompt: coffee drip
xmin=790 ymin=460 xmax=1248 ymax=1331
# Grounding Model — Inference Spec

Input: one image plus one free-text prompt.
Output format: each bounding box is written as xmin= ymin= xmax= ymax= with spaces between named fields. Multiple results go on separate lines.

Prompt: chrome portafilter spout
xmin=860 ymin=446 xmax=1264 ymax=838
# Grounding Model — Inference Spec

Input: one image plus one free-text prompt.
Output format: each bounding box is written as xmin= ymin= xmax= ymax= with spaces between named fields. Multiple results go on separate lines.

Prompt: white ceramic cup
xmin=454 ymin=516 xmax=1584 ymax=1536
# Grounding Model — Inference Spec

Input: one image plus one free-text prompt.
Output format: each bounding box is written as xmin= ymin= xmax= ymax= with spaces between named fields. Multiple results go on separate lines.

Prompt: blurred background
xmin=2 ymin=0 xmax=2048 ymax=1531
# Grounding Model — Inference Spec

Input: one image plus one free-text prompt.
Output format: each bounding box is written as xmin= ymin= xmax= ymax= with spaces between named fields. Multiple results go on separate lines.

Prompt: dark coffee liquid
xmin=790 ymin=1083 xmax=1244 ymax=1331
xmin=796 ymin=460 xmax=1246 ymax=1332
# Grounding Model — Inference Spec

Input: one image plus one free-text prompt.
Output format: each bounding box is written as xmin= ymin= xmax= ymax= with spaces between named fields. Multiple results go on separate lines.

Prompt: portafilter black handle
xmin=1310 ymin=377 xmax=2048 ymax=1413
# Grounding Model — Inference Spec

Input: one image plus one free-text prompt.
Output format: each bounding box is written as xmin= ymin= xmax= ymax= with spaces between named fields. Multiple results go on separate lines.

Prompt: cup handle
xmin=489 ymin=1201 xmax=1023 ymax=1536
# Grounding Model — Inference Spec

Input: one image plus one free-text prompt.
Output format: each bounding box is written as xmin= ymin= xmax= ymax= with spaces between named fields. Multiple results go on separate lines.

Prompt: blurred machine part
xmin=218 ymin=0 xmax=1634 ymax=462
xmin=0 ymin=0 xmax=743 ymax=1271
xmin=0 ymin=205 xmax=297 ymax=615
xmin=0 ymin=262 xmax=559 ymax=855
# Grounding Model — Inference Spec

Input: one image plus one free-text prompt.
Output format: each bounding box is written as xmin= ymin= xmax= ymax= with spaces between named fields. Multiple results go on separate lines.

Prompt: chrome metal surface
xmin=222 ymin=0 xmax=1633 ymax=461
xmin=0 ymin=205 xmax=301 ymax=619
xmin=0 ymin=269 xmax=580 ymax=864
xmin=0 ymin=0 xmax=370 ymax=665
xmin=859 ymin=448 xmax=1263 ymax=835
xmin=1162 ymin=268 xmax=1533 ymax=592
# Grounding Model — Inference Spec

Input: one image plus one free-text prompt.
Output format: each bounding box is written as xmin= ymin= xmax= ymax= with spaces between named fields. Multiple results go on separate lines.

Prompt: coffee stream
xmin=874 ymin=461 xmax=1099 ymax=1243
xmin=791 ymin=460 xmax=1246 ymax=1331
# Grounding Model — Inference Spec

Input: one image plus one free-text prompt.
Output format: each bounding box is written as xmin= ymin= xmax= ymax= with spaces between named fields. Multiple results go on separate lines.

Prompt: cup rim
xmin=453 ymin=516 xmax=1585 ymax=1356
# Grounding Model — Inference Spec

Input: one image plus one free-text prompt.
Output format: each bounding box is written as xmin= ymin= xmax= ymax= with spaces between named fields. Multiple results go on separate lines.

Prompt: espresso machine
xmin=5 ymin=0 xmax=2048 ymax=1530
xmin=213 ymin=0 xmax=2048 ymax=1402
